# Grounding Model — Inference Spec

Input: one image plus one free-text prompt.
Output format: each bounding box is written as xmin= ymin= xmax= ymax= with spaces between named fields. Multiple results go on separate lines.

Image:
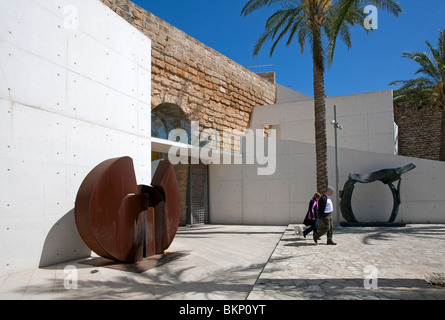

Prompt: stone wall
xmin=100 ymin=0 xmax=276 ymax=153
xmin=394 ymin=102 xmax=441 ymax=161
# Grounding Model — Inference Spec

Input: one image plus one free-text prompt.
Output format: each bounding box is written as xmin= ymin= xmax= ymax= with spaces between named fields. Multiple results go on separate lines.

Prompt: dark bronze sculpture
xmin=74 ymin=157 xmax=180 ymax=263
xmin=340 ymin=163 xmax=416 ymax=223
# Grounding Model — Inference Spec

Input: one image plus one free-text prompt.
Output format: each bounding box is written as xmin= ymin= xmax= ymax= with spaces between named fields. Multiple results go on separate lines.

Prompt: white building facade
xmin=0 ymin=0 xmax=152 ymax=276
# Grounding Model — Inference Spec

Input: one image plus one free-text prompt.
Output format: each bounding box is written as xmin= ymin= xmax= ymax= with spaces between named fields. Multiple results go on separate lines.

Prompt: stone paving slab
xmin=248 ymin=224 xmax=445 ymax=300
xmin=0 ymin=225 xmax=285 ymax=300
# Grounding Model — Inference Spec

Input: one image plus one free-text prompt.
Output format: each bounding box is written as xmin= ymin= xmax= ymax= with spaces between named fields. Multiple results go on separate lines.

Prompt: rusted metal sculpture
xmin=74 ymin=157 xmax=180 ymax=263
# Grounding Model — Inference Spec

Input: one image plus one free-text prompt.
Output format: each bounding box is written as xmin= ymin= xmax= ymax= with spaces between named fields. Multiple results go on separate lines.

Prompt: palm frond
xmin=327 ymin=0 xmax=402 ymax=66
xmin=390 ymin=77 xmax=435 ymax=90
xmin=390 ymin=30 xmax=445 ymax=111
xmin=253 ymin=6 xmax=305 ymax=57
xmin=402 ymin=50 xmax=441 ymax=84
xmin=439 ymin=29 xmax=445 ymax=63
xmin=241 ymin=0 xmax=295 ymax=17
xmin=366 ymin=0 xmax=403 ymax=17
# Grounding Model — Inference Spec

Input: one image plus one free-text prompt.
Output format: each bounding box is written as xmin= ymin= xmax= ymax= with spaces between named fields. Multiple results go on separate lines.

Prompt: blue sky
xmin=131 ymin=0 xmax=445 ymax=97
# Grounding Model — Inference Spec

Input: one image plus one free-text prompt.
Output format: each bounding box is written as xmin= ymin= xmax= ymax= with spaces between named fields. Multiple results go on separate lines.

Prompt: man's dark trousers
xmin=315 ymin=212 xmax=333 ymax=242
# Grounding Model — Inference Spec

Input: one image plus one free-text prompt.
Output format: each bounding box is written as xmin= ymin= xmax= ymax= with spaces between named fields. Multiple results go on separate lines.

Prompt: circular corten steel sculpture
xmin=74 ymin=157 xmax=180 ymax=263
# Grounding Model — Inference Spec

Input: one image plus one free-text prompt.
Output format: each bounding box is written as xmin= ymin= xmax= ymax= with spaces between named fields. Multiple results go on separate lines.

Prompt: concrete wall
xmin=251 ymin=90 xmax=396 ymax=155
xmin=0 ymin=0 xmax=151 ymax=276
xmin=209 ymin=139 xmax=316 ymax=225
xmin=338 ymin=148 xmax=445 ymax=224
xmin=209 ymin=138 xmax=445 ymax=225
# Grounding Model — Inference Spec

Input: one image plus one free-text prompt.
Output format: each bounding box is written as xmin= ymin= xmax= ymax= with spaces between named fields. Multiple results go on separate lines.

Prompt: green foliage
xmin=241 ymin=0 xmax=403 ymax=71
xmin=390 ymin=30 xmax=445 ymax=111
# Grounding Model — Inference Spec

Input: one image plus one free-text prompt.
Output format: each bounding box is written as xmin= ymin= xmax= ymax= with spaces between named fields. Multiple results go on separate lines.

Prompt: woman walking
xmin=303 ymin=193 xmax=321 ymax=239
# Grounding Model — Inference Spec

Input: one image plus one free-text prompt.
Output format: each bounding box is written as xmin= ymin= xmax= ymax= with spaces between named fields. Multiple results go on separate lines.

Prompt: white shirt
xmin=325 ymin=194 xmax=333 ymax=213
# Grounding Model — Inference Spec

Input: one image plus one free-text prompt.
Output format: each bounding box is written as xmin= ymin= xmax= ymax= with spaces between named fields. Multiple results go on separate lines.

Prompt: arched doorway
xmin=151 ymin=103 xmax=191 ymax=143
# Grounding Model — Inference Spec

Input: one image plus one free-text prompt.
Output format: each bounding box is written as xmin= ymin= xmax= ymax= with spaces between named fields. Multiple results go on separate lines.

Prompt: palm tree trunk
xmin=312 ymin=29 xmax=329 ymax=192
xmin=440 ymin=109 xmax=445 ymax=161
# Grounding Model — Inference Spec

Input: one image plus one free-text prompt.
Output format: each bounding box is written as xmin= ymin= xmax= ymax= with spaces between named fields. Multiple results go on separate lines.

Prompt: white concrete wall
xmin=251 ymin=90 xmax=396 ymax=155
xmin=210 ymin=139 xmax=316 ymax=225
xmin=209 ymin=138 xmax=445 ymax=225
xmin=275 ymin=84 xmax=312 ymax=104
xmin=340 ymin=149 xmax=445 ymax=224
xmin=0 ymin=0 xmax=151 ymax=276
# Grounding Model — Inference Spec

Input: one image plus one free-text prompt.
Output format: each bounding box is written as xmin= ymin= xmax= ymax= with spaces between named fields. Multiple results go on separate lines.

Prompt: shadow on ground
xmin=15 ymin=258 xmax=267 ymax=300
xmin=250 ymin=277 xmax=445 ymax=300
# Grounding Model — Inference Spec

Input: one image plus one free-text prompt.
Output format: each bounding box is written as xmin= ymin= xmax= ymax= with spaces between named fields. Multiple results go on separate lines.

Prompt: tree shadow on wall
xmin=39 ymin=209 xmax=91 ymax=268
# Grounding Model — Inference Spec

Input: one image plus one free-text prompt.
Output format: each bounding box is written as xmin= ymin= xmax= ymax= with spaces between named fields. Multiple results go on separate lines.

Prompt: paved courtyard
xmin=248 ymin=224 xmax=445 ymax=300
xmin=1 ymin=224 xmax=445 ymax=300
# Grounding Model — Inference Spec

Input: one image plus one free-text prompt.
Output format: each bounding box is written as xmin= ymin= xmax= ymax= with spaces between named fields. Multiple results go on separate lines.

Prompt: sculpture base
xmin=340 ymin=222 xmax=406 ymax=228
xmin=79 ymin=251 xmax=187 ymax=273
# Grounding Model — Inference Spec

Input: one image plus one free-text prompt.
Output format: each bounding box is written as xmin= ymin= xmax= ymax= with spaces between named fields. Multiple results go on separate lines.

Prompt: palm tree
xmin=241 ymin=0 xmax=402 ymax=192
xmin=390 ymin=29 xmax=445 ymax=161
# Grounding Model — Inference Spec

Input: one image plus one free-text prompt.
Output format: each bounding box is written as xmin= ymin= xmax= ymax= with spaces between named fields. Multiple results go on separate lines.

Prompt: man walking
xmin=314 ymin=186 xmax=337 ymax=245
